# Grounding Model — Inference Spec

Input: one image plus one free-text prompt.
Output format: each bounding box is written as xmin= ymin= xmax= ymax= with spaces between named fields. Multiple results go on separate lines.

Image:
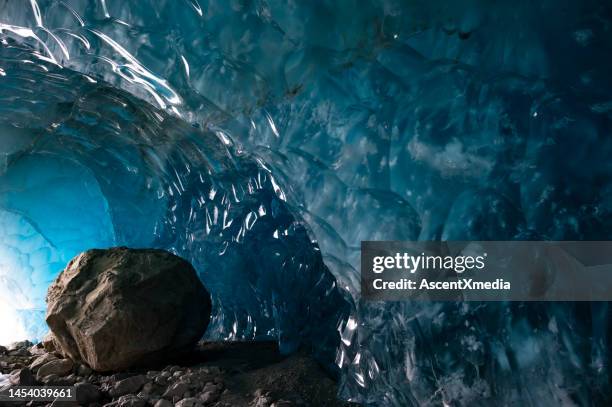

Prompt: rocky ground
xmin=0 ymin=340 xmax=352 ymax=407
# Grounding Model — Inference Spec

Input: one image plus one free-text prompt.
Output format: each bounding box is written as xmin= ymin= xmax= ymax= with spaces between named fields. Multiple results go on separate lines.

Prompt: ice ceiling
xmin=1 ymin=0 xmax=612 ymax=405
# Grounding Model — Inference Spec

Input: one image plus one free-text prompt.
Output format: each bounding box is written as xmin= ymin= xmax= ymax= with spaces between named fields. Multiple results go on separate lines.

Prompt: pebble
xmin=141 ymin=381 xmax=154 ymax=394
xmin=113 ymin=394 xmax=146 ymax=407
xmin=175 ymin=397 xmax=201 ymax=407
xmin=162 ymin=380 xmax=189 ymax=398
xmin=75 ymin=382 xmax=102 ymax=404
xmin=153 ymin=400 xmax=173 ymax=407
xmin=77 ymin=363 xmax=93 ymax=376
xmin=39 ymin=373 xmax=59 ymax=384
xmin=110 ymin=375 xmax=147 ymax=397
xmin=154 ymin=376 xmax=168 ymax=386
xmin=199 ymin=390 xmax=219 ymax=404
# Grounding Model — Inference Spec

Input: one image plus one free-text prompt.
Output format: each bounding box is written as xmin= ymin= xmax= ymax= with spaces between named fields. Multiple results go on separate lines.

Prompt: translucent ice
xmin=2 ymin=0 xmax=612 ymax=405
xmin=0 ymin=49 xmax=351 ymax=371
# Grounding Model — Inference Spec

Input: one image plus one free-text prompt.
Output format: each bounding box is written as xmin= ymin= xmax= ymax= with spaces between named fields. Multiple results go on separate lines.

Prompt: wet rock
xmin=75 ymin=382 xmax=102 ymax=404
xmin=110 ymin=375 xmax=147 ymax=397
xmin=46 ymin=247 xmax=212 ymax=372
xmin=36 ymin=359 xmax=73 ymax=380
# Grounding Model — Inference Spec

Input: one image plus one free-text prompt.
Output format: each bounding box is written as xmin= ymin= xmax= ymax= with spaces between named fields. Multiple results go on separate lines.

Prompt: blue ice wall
xmin=0 ymin=49 xmax=351 ymax=370
xmin=2 ymin=0 xmax=612 ymax=405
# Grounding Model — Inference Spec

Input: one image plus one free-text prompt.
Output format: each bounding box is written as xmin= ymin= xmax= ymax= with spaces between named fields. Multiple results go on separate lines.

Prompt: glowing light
xmin=0 ymin=299 xmax=29 ymax=346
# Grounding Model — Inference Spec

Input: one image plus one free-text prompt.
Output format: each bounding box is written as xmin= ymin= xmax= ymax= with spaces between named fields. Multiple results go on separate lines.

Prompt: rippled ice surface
xmin=1 ymin=1 xmax=612 ymax=405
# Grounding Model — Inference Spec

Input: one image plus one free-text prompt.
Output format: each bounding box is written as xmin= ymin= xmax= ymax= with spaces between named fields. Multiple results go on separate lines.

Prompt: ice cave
xmin=1 ymin=0 xmax=612 ymax=405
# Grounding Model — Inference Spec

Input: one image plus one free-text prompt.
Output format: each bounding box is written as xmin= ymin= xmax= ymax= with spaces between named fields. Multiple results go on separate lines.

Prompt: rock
xmin=199 ymin=391 xmax=219 ymax=404
xmin=153 ymin=400 xmax=173 ymax=407
xmin=39 ymin=373 xmax=59 ymax=384
xmin=7 ymin=348 xmax=30 ymax=357
xmin=75 ymin=382 xmax=102 ymax=404
xmin=114 ymin=394 xmax=146 ymax=407
xmin=202 ymin=382 xmax=219 ymax=394
xmin=154 ymin=376 xmax=168 ymax=386
xmin=76 ymin=363 xmax=93 ymax=376
xmin=110 ymin=375 xmax=147 ymax=397
xmin=162 ymin=381 xmax=190 ymax=398
xmin=175 ymin=398 xmax=201 ymax=407
xmin=9 ymin=367 xmax=36 ymax=386
xmin=42 ymin=332 xmax=60 ymax=353
xmin=30 ymin=353 xmax=58 ymax=371
xmin=29 ymin=343 xmax=46 ymax=356
xmin=141 ymin=382 xmax=154 ymax=394
xmin=252 ymin=394 xmax=273 ymax=407
xmin=46 ymin=247 xmax=212 ymax=372
xmin=9 ymin=340 xmax=33 ymax=351
xmin=50 ymin=400 xmax=79 ymax=407
xmin=36 ymin=359 xmax=73 ymax=380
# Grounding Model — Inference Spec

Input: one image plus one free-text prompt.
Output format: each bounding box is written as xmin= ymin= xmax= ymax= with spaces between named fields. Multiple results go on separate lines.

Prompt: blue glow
xmin=1 ymin=1 xmax=612 ymax=405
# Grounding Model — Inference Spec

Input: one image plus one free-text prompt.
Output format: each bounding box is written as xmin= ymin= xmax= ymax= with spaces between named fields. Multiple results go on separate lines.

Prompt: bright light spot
xmin=0 ymin=299 xmax=29 ymax=346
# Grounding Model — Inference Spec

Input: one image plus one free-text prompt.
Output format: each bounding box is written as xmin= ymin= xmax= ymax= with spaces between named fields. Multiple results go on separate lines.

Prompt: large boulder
xmin=46 ymin=247 xmax=211 ymax=372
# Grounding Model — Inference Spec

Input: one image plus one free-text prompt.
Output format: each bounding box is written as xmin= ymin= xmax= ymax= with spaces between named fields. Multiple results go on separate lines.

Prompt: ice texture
xmin=0 ymin=48 xmax=352 ymax=371
xmin=2 ymin=0 xmax=612 ymax=405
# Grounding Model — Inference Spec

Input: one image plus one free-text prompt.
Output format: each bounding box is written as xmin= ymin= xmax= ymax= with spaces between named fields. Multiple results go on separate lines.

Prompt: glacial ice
xmin=1 ymin=0 xmax=612 ymax=405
